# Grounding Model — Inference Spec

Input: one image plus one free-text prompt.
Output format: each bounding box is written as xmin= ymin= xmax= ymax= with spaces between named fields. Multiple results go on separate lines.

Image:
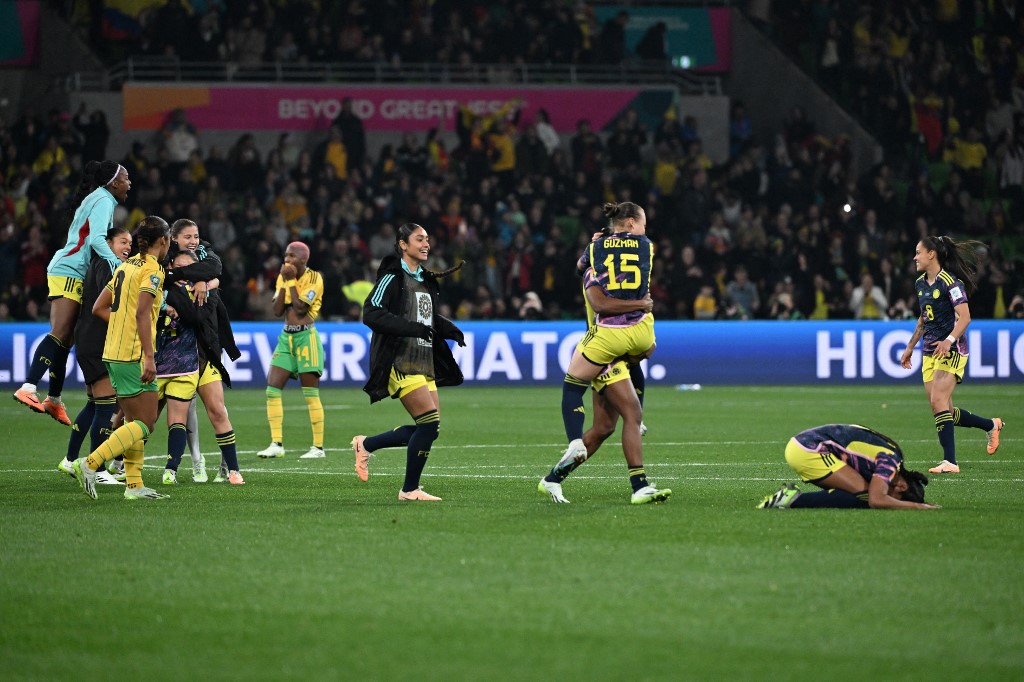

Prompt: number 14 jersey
xmin=582 ymin=231 xmax=653 ymax=327
xmin=103 ymin=253 xmax=165 ymax=363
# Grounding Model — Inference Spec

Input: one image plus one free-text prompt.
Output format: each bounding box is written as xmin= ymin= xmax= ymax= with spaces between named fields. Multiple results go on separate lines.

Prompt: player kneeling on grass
xmin=539 ymin=286 xmax=669 ymax=505
xmin=758 ymin=424 xmax=939 ymax=510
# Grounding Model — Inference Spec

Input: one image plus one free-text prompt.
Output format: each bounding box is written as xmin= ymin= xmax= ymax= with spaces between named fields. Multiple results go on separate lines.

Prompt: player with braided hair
xmin=899 ymin=235 xmax=1004 ymax=474
xmin=72 ymin=216 xmax=171 ymax=500
xmin=758 ymin=424 xmax=938 ymax=510
xmin=14 ymin=160 xmax=131 ymax=425
xmin=351 ymin=223 xmax=466 ymax=501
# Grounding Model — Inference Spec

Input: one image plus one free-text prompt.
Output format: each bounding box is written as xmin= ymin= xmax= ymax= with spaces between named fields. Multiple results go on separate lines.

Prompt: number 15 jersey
xmin=582 ymin=231 xmax=653 ymax=327
xmin=103 ymin=253 xmax=165 ymax=363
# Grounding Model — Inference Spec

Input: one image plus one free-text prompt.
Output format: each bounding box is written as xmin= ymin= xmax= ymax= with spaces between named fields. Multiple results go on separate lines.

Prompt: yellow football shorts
xmin=576 ymin=315 xmax=655 ymax=367
xmin=157 ymin=372 xmax=199 ymax=402
xmin=592 ymin=360 xmax=633 ymax=393
xmin=198 ymin=361 xmax=222 ymax=388
xmin=784 ymin=438 xmax=849 ymax=483
xmin=47 ymin=275 xmax=84 ymax=304
xmin=922 ymin=351 xmax=967 ymax=384
xmin=388 ymin=368 xmax=437 ymax=399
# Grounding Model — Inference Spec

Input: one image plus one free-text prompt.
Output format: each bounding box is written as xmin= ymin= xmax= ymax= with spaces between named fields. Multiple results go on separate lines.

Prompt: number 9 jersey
xmin=103 ymin=253 xmax=165 ymax=363
xmin=582 ymin=230 xmax=653 ymax=327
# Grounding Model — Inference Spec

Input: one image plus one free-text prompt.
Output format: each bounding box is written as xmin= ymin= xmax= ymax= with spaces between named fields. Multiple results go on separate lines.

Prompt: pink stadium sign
xmin=123 ymin=84 xmax=667 ymax=133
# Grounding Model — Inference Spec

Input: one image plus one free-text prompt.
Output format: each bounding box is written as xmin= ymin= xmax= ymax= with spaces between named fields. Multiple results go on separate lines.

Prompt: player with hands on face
xmin=257 ymin=242 xmax=327 ymax=460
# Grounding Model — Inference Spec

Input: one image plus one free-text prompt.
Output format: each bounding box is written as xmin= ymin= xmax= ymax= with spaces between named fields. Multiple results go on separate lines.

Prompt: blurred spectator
xmin=635 ymin=21 xmax=668 ymax=62
xmin=729 ymin=102 xmax=753 ymax=158
xmin=850 ymin=273 xmax=890 ymax=320
xmin=725 ymin=265 xmax=760 ymax=319
xmin=160 ymin=108 xmax=199 ymax=165
xmin=32 ymin=136 xmax=70 ymax=178
xmin=73 ymin=104 xmax=110 ymax=163
xmin=331 ymin=98 xmax=366 ymax=173
xmin=534 ymin=109 xmax=561 ymax=156
xmin=600 ymin=11 xmax=629 ymax=65
xmin=693 ymin=284 xmax=718 ymax=320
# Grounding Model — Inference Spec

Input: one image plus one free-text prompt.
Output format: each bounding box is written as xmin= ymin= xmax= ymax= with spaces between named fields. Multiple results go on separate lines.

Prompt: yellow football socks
xmin=84 ymin=419 xmax=150 ymax=471
xmin=303 ymin=386 xmax=324 ymax=449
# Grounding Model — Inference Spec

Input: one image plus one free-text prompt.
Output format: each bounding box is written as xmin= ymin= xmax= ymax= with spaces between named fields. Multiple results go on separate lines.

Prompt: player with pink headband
xmin=257 ymin=241 xmax=328 ymax=460
xmin=14 ymin=160 xmax=132 ymax=426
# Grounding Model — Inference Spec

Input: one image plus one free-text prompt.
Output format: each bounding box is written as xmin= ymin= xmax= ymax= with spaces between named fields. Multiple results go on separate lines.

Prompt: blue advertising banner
xmin=2 ymin=321 xmax=1023 ymax=389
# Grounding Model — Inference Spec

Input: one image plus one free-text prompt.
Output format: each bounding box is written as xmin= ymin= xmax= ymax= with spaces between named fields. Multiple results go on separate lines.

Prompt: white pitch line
xmin=9 ymin=467 xmax=1022 ymax=484
xmin=131 ymin=436 xmax=1021 ymax=460
xmin=226 ymin=404 xmax=356 ymax=412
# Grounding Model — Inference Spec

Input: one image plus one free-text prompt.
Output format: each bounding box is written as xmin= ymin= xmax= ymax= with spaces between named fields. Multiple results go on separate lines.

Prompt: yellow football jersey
xmin=103 ymin=254 xmax=165 ymax=362
xmin=275 ymin=268 xmax=324 ymax=321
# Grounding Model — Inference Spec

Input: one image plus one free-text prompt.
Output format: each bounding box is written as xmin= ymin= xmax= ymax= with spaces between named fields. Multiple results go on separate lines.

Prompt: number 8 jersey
xmin=914 ymin=268 xmax=969 ymax=355
xmin=581 ymin=230 xmax=653 ymax=327
xmin=103 ymin=253 xmax=165 ymax=363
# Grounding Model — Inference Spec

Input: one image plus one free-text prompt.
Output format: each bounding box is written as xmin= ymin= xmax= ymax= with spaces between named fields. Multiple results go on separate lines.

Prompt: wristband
xmin=945 ymin=335 xmax=956 ymax=343
xmin=283 ymin=279 xmax=298 ymax=288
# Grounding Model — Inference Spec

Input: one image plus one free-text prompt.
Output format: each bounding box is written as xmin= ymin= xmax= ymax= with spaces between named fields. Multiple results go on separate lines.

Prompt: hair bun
xmin=84 ymin=160 xmax=101 ymax=174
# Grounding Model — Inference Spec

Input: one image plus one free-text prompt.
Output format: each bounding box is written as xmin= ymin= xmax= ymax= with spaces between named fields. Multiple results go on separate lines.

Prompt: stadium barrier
xmin=1 ymin=320 xmax=1022 ymax=388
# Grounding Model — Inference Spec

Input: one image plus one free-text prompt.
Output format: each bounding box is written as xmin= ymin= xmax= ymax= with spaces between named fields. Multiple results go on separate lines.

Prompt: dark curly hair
xmin=899 ymin=467 xmax=929 ymax=504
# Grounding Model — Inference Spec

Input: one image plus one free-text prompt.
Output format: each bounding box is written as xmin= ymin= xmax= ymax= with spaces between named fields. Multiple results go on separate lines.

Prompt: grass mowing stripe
xmin=3 ymin=384 xmax=1021 ymax=679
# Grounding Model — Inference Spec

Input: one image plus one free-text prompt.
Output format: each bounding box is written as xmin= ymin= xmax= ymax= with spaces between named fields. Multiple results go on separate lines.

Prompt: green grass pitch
xmin=2 ymin=384 xmax=1022 ymax=680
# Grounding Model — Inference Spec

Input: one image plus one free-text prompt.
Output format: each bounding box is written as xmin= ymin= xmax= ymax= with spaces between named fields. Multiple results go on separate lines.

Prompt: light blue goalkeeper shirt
xmin=46 ymin=186 xmax=121 ymax=279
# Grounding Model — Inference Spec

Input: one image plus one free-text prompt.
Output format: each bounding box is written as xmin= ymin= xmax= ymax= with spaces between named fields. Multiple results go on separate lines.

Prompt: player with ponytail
xmin=352 ymin=223 xmax=466 ymax=500
xmin=72 ymin=216 xmax=171 ymax=500
xmin=900 ymin=235 xmax=1004 ymax=474
xmin=14 ymin=160 xmax=131 ymax=425
xmin=550 ymin=201 xmax=670 ymax=505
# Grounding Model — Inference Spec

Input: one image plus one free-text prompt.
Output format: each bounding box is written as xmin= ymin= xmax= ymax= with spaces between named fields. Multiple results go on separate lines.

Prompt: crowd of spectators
xmin=1 ymin=0 xmax=1023 ymax=325
xmin=83 ymin=0 xmax=663 ymax=71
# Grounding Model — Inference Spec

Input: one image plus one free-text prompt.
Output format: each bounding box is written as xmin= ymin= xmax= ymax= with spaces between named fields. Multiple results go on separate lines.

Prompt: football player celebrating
xmin=899 ymin=236 xmax=1004 ymax=474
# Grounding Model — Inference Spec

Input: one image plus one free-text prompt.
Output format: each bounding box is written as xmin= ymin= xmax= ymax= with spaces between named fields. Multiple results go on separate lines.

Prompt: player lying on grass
xmin=538 ymin=285 xmax=670 ymax=505
xmin=758 ymin=423 xmax=939 ymax=510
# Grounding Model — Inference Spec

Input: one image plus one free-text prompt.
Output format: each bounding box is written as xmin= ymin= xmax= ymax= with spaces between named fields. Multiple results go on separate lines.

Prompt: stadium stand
xmin=0 ymin=0 xmax=1021 ymax=324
